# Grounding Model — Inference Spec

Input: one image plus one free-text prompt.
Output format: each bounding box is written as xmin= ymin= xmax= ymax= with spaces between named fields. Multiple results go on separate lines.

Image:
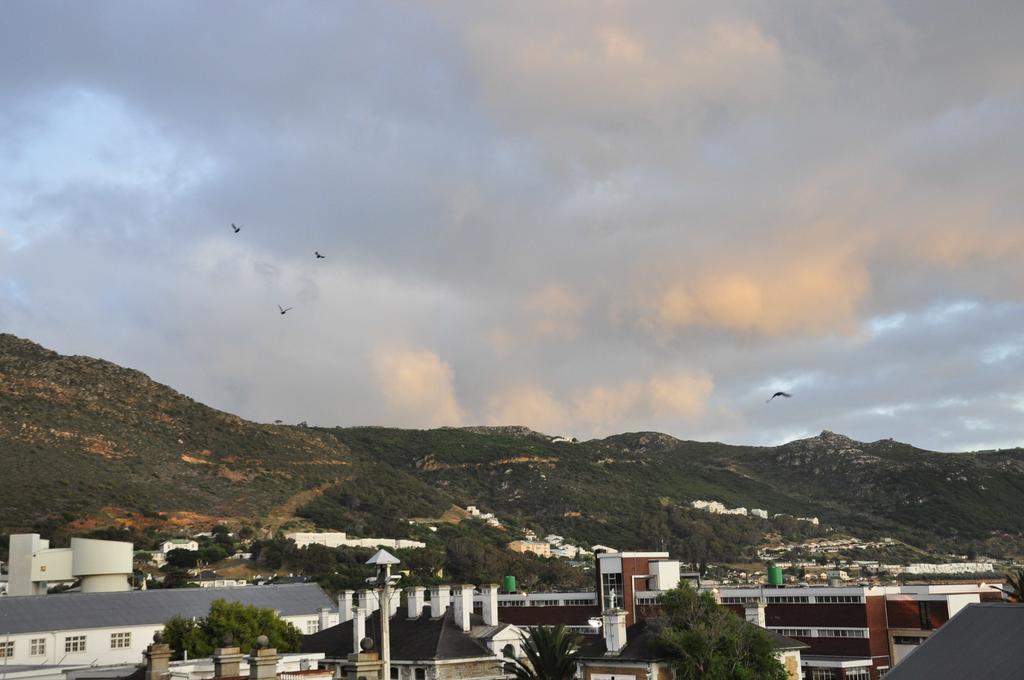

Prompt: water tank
xmin=767 ymin=564 xmax=784 ymax=586
xmin=502 ymin=575 xmax=517 ymax=593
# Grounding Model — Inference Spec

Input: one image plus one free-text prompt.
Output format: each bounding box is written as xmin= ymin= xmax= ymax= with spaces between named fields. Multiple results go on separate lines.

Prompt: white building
xmin=751 ymin=508 xmax=769 ymax=519
xmin=7 ymin=534 xmax=133 ymax=597
xmin=159 ymin=538 xmax=199 ymax=555
xmin=0 ymin=584 xmax=337 ymax=667
xmin=284 ymin=532 xmax=425 ymax=551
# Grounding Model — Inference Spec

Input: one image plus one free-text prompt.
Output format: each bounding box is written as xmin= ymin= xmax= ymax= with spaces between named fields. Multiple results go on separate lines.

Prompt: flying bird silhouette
xmin=766 ymin=391 xmax=792 ymax=403
xmin=278 ymin=305 xmax=292 ymax=315
xmin=232 ymin=223 xmax=241 ymax=233
xmin=315 ymin=251 xmax=325 ymax=259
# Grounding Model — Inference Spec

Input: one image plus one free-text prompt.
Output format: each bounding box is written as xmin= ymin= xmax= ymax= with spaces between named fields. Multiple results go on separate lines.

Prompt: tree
xmin=1005 ymin=568 xmax=1024 ymax=603
xmin=165 ymin=549 xmax=201 ymax=569
xmin=510 ymin=625 xmax=580 ymax=680
xmin=657 ymin=583 xmax=787 ymax=680
xmin=162 ymin=599 xmax=302 ymax=660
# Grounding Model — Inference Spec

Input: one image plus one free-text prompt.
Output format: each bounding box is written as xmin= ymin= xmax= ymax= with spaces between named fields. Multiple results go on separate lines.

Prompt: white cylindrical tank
xmin=70 ymin=537 xmax=133 ymax=592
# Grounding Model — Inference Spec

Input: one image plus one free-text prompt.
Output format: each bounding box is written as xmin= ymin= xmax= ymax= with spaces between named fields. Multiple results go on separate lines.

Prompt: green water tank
xmin=768 ymin=565 xmax=784 ymax=586
xmin=502 ymin=575 xmax=517 ymax=593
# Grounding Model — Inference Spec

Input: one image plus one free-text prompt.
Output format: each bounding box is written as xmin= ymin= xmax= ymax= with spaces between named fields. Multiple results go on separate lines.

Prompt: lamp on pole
xmin=366 ymin=550 xmax=401 ymax=680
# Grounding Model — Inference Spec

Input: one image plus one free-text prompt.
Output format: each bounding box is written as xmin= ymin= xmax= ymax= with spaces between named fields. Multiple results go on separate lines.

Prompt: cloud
xmin=485 ymin=384 xmax=571 ymax=434
xmin=648 ymin=372 xmax=715 ymax=420
xmin=371 ymin=346 xmax=464 ymax=428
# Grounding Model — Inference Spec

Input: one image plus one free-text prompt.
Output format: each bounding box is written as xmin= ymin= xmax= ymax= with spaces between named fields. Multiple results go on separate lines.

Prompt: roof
xmin=577 ymin=620 xmax=807 ymax=661
xmin=885 ymin=603 xmax=1024 ymax=680
xmin=0 ymin=584 xmax=333 ymax=634
xmin=302 ymin=607 xmax=497 ymax=662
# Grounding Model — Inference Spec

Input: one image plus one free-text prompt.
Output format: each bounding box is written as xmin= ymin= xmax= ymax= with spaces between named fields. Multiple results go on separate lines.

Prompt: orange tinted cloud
xmin=485 ymin=384 xmax=570 ymax=433
xmin=371 ymin=346 xmax=464 ymax=427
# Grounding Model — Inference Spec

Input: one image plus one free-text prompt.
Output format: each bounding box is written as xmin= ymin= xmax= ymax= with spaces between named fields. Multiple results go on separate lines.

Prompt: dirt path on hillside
xmin=262 ymin=480 xmax=343 ymax=534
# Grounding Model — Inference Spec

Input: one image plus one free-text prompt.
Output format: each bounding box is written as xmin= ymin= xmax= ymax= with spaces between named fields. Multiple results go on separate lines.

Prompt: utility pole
xmin=366 ymin=550 xmax=401 ymax=680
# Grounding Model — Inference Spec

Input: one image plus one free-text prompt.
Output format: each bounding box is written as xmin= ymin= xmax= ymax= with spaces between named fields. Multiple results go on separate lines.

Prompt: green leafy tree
xmin=657 ymin=583 xmax=787 ymax=680
xmin=162 ymin=599 xmax=302 ymax=660
xmin=1006 ymin=568 xmax=1024 ymax=603
xmin=165 ymin=549 xmax=201 ymax=569
xmin=510 ymin=625 xmax=580 ymax=680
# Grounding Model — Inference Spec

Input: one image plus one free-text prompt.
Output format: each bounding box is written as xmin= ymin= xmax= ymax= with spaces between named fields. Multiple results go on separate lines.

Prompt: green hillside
xmin=2 ymin=332 xmax=1023 ymax=568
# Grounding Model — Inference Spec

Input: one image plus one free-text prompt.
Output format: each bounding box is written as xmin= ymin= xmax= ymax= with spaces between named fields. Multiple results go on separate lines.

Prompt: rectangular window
xmin=31 ymin=638 xmax=46 ymax=656
xmin=500 ymin=600 xmax=526 ymax=607
xmin=765 ymin=595 xmax=809 ymax=603
xmin=772 ymin=628 xmax=812 ymax=637
xmin=65 ymin=636 xmax=87 ymax=653
xmin=720 ymin=596 xmax=746 ymax=604
xmin=531 ymin=599 xmax=560 ymax=607
xmin=809 ymin=668 xmax=837 ymax=680
xmin=878 ymin=667 xmax=890 ymax=677
xmin=0 ymin=642 xmax=14 ymax=659
xmin=845 ymin=669 xmax=871 ymax=680
xmin=601 ymin=572 xmax=624 ymax=609
xmin=894 ymin=636 xmax=925 ymax=646
xmin=306 ymin=620 xmax=320 ymax=634
xmin=815 ymin=629 xmax=867 ymax=638
xmin=414 ymin=669 xmax=425 ymax=680
xmin=110 ymin=632 xmax=132 ymax=649
xmin=814 ymin=595 xmax=863 ymax=604
xmin=920 ymin=601 xmax=933 ymax=630
xmin=390 ymin=668 xmax=399 ymax=680
xmin=563 ymin=598 xmax=597 ymax=606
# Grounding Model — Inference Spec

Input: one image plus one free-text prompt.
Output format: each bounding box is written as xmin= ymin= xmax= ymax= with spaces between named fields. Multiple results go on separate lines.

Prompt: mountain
xmin=2 ymin=333 xmax=1023 ymax=563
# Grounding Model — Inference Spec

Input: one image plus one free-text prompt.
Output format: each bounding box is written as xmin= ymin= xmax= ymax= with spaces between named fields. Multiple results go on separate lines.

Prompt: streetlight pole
xmin=366 ymin=550 xmax=401 ymax=680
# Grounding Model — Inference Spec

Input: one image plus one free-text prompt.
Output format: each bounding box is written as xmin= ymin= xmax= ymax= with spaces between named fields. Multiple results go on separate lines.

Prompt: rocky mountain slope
xmin=2 ymin=333 xmax=1023 ymax=561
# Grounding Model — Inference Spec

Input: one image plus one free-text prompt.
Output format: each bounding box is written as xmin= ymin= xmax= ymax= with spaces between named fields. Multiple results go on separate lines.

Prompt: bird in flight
xmin=278 ymin=305 xmax=292 ymax=315
xmin=232 ymin=223 xmax=241 ymax=233
xmin=766 ymin=391 xmax=792 ymax=403
xmin=315 ymin=251 xmax=325 ymax=259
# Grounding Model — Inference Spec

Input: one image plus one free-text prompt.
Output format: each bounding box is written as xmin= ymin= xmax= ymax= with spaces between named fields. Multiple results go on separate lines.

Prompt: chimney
xmin=603 ymin=609 xmax=627 ymax=655
xmin=744 ymin=599 xmax=766 ymax=628
xmin=358 ymin=589 xmax=379 ymax=613
xmin=318 ymin=607 xmax=332 ymax=631
xmin=429 ymin=585 xmax=451 ymax=619
xmin=406 ymin=586 xmax=426 ymax=618
xmin=144 ymin=633 xmax=172 ymax=680
xmin=339 ymin=590 xmax=356 ymax=623
xmin=248 ymin=636 xmax=278 ymax=680
xmin=213 ymin=642 xmax=243 ymax=678
xmin=452 ymin=585 xmax=473 ymax=632
xmin=479 ymin=584 xmax=499 ymax=626
xmin=351 ymin=607 xmax=366 ymax=654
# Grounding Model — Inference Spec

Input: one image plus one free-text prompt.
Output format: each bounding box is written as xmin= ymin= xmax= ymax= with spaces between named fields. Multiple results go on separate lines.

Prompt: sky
xmin=2 ymin=1 xmax=1023 ymax=451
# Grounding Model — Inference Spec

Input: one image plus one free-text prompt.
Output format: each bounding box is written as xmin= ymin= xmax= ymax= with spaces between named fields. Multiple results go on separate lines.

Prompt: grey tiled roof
xmin=885 ymin=603 xmax=1024 ymax=680
xmin=0 ymin=584 xmax=333 ymax=635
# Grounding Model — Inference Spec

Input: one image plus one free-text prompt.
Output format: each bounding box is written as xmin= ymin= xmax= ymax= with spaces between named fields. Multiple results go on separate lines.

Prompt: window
xmin=720 ymin=596 xmax=746 ymax=604
xmin=893 ymin=636 xmax=925 ymax=646
xmin=531 ymin=599 xmax=560 ymax=607
xmin=414 ymin=669 xmax=425 ymax=680
xmin=563 ymin=598 xmax=597 ymax=606
xmin=766 ymin=595 xmax=809 ymax=603
xmin=814 ymin=595 xmax=862 ymax=604
xmin=110 ymin=632 xmax=132 ymax=649
xmin=809 ymin=668 xmax=837 ymax=680
xmin=306 ymin=620 xmax=320 ymax=634
xmin=500 ymin=600 xmax=526 ymax=607
xmin=815 ymin=629 xmax=867 ymax=638
xmin=878 ymin=667 xmax=890 ymax=677
xmin=502 ymin=644 xmax=515 ymax=659
xmin=601 ymin=572 xmax=623 ymax=608
xmin=772 ymin=628 xmax=811 ymax=637
xmin=0 ymin=641 xmax=13 ymax=659
xmin=919 ymin=601 xmax=933 ymax=630
xmin=65 ymin=636 xmax=87 ymax=653
xmin=31 ymin=638 xmax=46 ymax=656
xmin=635 ymin=595 xmax=662 ymax=606
xmin=845 ymin=669 xmax=871 ymax=680
xmin=390 ymin=668 xmax=399 ymax=680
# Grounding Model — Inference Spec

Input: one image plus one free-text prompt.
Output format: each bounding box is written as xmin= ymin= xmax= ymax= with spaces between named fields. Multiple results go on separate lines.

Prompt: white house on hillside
xmin=160 ymin=538 xmax=199 ymax=555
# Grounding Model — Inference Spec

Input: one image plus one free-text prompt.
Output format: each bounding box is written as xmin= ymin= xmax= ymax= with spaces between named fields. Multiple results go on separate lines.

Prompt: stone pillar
xmin=603 ymin=609 xmax=627 ymax=655
xmin=406 ymin=586 xmax=426 ymax=618
xmin=744 ymin=599 xmax=766 ymax=628
xmin=144 ymin=634 xmax=172 ymax=680
xmin=248 ymin=636 xmax=278 ymax=680
xmin=452 ymin=585 xmax=474 ymax=632
xmin=352 ymin=607 xmax=366 ymax=653
xmin=213 ymin=644 xmax=243 ymax=678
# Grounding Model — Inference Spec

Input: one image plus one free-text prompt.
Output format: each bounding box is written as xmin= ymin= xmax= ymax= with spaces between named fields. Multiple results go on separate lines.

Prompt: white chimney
xmin=429 ymin=585 xmax=451 ymax=618
xmin=359 ymin=589 xmax=379 ymax=613
xmin=479 ymin=583 xmax=499 ymax=626
xmin=351 ymin=606 xmax=366 ymax=652
xmin=339 ymin=590 xmax=355 ymax=623
xmin=603 ymin=608 xmax=627 ymax=655
xmin=318 ymin=607 xmax=331 ymax=631
xmin=744 ymin=599 xmax=766 ymax=628
xmin=452 ymin=585 xmax=473 ymax=632
xmin=407 ymin=586 xmax=426 ymax=618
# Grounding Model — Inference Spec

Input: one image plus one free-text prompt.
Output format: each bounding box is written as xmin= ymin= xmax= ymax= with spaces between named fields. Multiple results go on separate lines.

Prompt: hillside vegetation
xmin=2 ymin=333 xmax=1023 ymax=568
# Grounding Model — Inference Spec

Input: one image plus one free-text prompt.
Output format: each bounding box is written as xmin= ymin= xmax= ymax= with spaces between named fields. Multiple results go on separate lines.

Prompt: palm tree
xmin=1006 ymin=568 xmax=1024 ymax=603
xmin=510 ymin=625 xmax=581 ymax=680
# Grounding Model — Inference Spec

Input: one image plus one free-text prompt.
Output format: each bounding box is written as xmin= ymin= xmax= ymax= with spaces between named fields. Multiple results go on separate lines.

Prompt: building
xmin=506 ymin=541 xmax=550 ymax=558
xmin=883 ymin=603 xmax=1024 ymax=680
xmin=717 ymin=582 xmax=1002 ymax=679
xmin=0 ymin=583 xmax=336 ymax=667
xmin=159 ymin=538 xmax=199 ymax=555
xmin=284 ymin=532 xmax=426 ymax=551
xmin=303 ymin=584 xmax=522 ymax=680
xmin=186 ymin=571 xmax=248 ymax=588
xmin=7 ymin=534 xmax=133 ymax=597
xmin=575 ymin=600 xmax=807 ymax=680
xmin=596 ymin=551 xmax=694 ymax=625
